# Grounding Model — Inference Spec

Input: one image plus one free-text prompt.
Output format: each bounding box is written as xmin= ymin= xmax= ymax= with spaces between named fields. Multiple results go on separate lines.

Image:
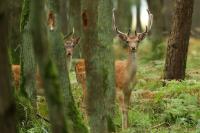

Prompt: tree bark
xmin=0 ymin=1 xmax=17 ymax=132
xmin=8 ymin=0 xmax=22 ymax=64
xmin=164 ymin=0 xmax=194 ymax=80
xmin=147 ymin=0 xmax=165 ymax=59
xmin=20 ymin=0 xmax=37 ymax=108
xmin=69 ymin=0 xmax=82 ymax=58
xmin=82 ymin=0 xmax=115 ymax=132
xmin=47 ymin=0 xmax=88 ymax=132
xmin=30 ymin=0 xmax=68 ymax=132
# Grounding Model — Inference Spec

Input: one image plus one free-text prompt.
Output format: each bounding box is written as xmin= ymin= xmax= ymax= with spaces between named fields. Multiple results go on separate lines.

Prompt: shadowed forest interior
xmin=1 ymin=0 xmax=200 ymax=133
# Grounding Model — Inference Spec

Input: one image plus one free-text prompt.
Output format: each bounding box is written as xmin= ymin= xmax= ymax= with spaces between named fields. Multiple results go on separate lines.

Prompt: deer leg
xmin=116 ymin=90 xmax=126 ymax=130
xmin=122 ymin=89 xmax=132 ymax=129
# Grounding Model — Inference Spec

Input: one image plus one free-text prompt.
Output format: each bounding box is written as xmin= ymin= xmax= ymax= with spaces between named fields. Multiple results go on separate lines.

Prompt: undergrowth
xmin=17 ymin=38 xmax=200 ymax=132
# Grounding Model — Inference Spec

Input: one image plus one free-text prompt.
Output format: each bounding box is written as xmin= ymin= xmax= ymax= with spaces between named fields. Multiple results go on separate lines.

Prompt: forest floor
xmin=19 ymin=38 xmax=200 ymax=133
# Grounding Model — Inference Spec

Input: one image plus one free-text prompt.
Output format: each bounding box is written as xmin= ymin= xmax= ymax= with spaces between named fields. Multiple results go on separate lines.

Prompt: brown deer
xmin=12 ymin=31 xmax=80 ymax=93
xmin=64 ymin=28 xmax=80 ymax=70
xmin=74 ymin=9 xmax=153 ymax=129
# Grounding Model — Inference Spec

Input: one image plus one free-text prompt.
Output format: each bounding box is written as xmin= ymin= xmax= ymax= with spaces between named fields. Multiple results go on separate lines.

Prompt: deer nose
xmin=130 ymin=47 xmax=136 ymax=51
xmin=67 ymin=52 xmax=72 ymax=56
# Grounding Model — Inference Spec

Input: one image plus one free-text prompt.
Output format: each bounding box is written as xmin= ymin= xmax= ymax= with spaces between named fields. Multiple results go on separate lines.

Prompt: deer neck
xmin=66 ymin=56 xmax=72 ymax=71
xmin=126 ymin=50 xmax=137 ymax=80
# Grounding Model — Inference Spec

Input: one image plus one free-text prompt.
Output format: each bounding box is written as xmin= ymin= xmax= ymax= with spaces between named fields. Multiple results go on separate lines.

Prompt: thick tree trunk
xmin=47 ymin=0 xmax=88 ymax=132
xmin=30 ymin=0 xmax=68 ymax=132
xmin=82 ymin=0 xmax=115 ymax=132
xmin=147 ymin=0 xmax=165 ymax=59
xmin=0 ymin=1 xmax=17 ymax=132
xmin=20 ymin=0 xmax=37 ymax=108
xmin=164 ymin=0 xmax=194 ymax=80
xmin=8 ymin=0 xmax=22 ymax=64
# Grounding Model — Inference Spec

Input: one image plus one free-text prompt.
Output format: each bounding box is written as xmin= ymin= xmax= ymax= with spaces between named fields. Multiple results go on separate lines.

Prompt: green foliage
xmin=16 ymin=95 xmax=50 ymax=133
xmin=162 ymin=94 xmax=200 ymax=127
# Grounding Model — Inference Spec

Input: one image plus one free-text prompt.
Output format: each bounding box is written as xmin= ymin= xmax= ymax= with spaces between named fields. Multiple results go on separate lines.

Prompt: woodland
xmin=0 ymin=0 xmax=200 ymax=133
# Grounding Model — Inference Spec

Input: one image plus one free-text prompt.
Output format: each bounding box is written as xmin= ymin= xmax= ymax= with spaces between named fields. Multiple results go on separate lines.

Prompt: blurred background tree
xmin=0 ymin=0 xmax=17 ymax=132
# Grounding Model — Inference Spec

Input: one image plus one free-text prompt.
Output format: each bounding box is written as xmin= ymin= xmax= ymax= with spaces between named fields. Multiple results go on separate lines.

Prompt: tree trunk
xmin=60 ymin=0 xmax=68 ymax=34
xmin=116 ymin=0 xmax=132 ymax=32
xmin=69 ymin=0 xmax=82 ymax=58
xmin=163 ymin=0 xmax=175 ymax=34
xmin=164 ymin=0 xmax=194 ymax=80
xmin=191 ymin=0 xmax=200 ymax=37
xmin=20 ymin=0 xmax=37 ymax=108
xmin=8 ymin=0 xmax=22 ymax=64
xmin=0 ymin=1 xmax=17 ymax=132
xmin=30 ymin=0 xmax=68 ymax=132
xmin=136 ymin=0 xmax=142 ymax=32
xmin=82 ymin=0 xmax=115 ymax=132
xmin=47 ymin=0 xmax=88 ymax=132
xmin=147 ymin=0 xmax=165 ymax=59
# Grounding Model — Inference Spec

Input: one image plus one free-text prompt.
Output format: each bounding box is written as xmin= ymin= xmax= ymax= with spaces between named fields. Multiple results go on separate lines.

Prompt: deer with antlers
xmin=74 ymin=9 xmax=153 ymax=129
xmin=12 ymin=31 xmax=80 ymax=93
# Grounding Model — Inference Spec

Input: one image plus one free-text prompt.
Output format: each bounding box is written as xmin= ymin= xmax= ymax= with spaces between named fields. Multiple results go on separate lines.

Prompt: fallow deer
xmin=64 ymin=28 xmax=80 ymax=71
xmin=12 ymin=31 xmax=80 ymax=93
xmin=74 ymin=9 xmax=153 ymax=129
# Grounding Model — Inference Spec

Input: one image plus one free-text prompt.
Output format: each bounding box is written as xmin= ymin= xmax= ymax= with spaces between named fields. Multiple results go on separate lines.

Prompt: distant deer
xmin=12 ymin=31 xmax=80 ymax=93
xmin=63 ymin=28 xmax=80 ymax=71
xmin=74 ymin=9 xmax=153 ymax=129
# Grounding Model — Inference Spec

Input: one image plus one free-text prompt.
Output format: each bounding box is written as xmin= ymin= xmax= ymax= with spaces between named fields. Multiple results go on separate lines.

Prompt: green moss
xmin=20 ymin=0 xmax=30 ymax=32
xmin=67 ymin=101 xmax=88 ymax=133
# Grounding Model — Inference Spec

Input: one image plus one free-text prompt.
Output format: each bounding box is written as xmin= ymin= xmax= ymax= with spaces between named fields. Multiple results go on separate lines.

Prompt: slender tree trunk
xmin=192 ymin=0 xmax=200 ymax=37
xmin=20 ymin=0 xmax=37 ymax=108
xmin=30 ymin=0 xmax=68 ymax=132
xmin=82 ymin=0 xmax=115 ymax=132
xmin=136 ymin=0 xmax=142 ymax=32
xmin=0 ymin=1 xmax=17 ymax=132
xmin=164 ymin=0 xmax=194 ymax=80
xmin=69 ymin=0 xmax=82 ymax=58
xmin=147 ymin=0 xmax=165 ymax=59
xmin=47 ymin=0 xmax=88 ymax=132
xmin=163 ymin=0 xmax=174 ymax=34
xmin=116 ymin=0 xmax=132 ymax=32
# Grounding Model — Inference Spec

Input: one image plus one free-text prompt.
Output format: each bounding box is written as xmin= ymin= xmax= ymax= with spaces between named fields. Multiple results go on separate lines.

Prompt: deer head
xmin=112 ymin=9 xmax=153 ymax=52
xmin=64 ymin=28 xmax=80 ymax=57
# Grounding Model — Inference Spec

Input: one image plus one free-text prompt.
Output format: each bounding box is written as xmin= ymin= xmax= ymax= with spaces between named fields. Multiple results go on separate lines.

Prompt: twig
xmin=36 ymin=113 xmax=50 ymax=123
xmin=150 ymin=122 xmax=166 ymax=129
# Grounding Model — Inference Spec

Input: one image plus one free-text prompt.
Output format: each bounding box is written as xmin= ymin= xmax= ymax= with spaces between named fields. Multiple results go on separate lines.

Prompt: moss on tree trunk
xmin=47 ymin=0 xmax=88 ymax=132
xmin=19 ymin=0 xmax=37 ymax=108
xmin=30 ymin=0 xmax=68 ymax=132
xmin=82 ymin=0 xmax=115 ymax=132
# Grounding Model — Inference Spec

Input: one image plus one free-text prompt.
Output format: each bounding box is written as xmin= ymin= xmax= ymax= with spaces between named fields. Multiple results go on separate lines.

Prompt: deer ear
xmin=73 ymin=37 xmax=80 ymax=47
xmin=118 ymin=34 xmax=128 ymax=42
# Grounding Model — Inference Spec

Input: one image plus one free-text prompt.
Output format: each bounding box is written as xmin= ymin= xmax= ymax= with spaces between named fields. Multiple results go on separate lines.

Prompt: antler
xmin=112 ymin=8 xmax=129 ymax=41
xmin=140 ymin=9 xmax=153 ymax=35
xmin=63 ymin=27 xmax=75 ymax=40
